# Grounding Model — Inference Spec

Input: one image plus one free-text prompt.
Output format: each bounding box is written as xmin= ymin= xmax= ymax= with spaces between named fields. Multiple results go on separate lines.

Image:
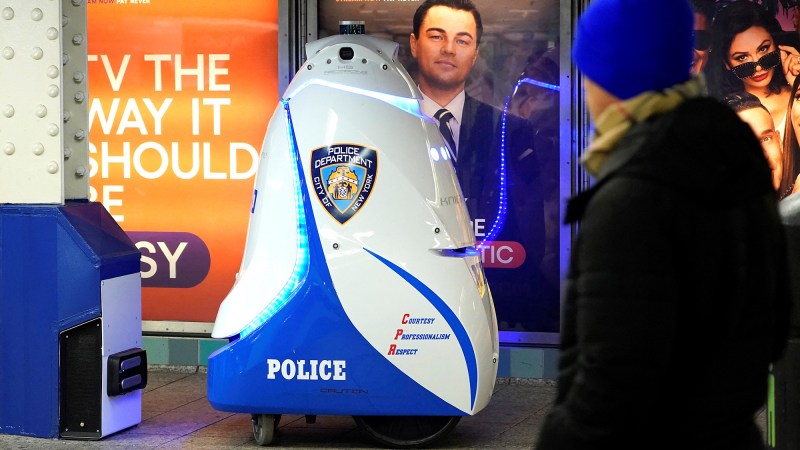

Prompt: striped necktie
xmin=433 ymin=108 xmax=457 ymax=162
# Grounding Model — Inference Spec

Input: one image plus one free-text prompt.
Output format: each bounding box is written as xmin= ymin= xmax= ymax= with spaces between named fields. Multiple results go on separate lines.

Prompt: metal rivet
xmin=32 ymin=143 xmax=44 ymax=156
xmin=46 ymin=161 xmax=59 ymax=174
xmin=3 ymin=143 xmax=15 ymax=155
xmin=2 ymin=47 xmax=14 ymax=60
xmin=72 ymin=34 xmax=83 ymax=45
xmin=46 ymin=27 xmax=58 ymax=40
xmin=382 ymin=64 xmax=388 ymax=70
xmin=307 ymin=64 xmax=313 ymax=70
xmin=74 ymin=91 xmax=85 ymax=103
xmin=47 ymin=85 xmax=59 ymax=98
xmin=2 ymin=105 xmax=15 ymax=118
xmin=63 ymin=111 xmax=72 ymax=123
xmin=74 ymin=129 xmax=86 ymax=141
xmin=64 ymin=147 xmax=72 ymax=158
xmin=47 ymin=123 xmax=59 ymax=136
xmin=333 ymin=243 xmax=339 ymax=250
xmin=76 ymin=166 xmax=87 ymax=177
xmin=31 ymin=8 xmax=43 ymax=21
xmin=2 ymin=7 xmax=14 ymax=20
xmin=35 ymin=105 xmax=47 ymax=118
xmin=62 ymin=52 xmax=70 ymax=65
xmin=31 ymin=47 xmax=43 ymax=60
xmin=73 ymin=71 xmax=85 ymax=83
xmin=47 ymin=65 xmax=59 ymax=78
xmin=434 ymin=227 xmax=441 ymax=234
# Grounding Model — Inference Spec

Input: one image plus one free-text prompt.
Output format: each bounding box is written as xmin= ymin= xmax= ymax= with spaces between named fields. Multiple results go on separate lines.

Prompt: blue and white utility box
xmin=207 ymin=34 xmax=499 ymax=447
xmin=0 ymin=203 xmax=146 ymax=439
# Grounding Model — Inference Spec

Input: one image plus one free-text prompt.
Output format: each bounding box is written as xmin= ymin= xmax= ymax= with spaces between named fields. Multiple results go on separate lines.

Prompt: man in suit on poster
xmin=411 ymin=0 xmax=507 ymax=221
xmin=410 ymin=0 xmax=553 ymax=331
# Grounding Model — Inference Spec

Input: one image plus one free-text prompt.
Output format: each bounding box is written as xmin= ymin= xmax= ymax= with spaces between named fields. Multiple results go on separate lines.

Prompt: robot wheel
xmin=251 ymin=414 xmax=281 ymax=446
xmin=353 ymin=415 xmax=461 ymax=448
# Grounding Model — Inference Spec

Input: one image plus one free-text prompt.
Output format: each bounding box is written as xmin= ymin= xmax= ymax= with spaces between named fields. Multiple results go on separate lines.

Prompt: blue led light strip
xmin=238 ymin=101 xmax=311 ymax=339
xmin=286 ymin=78 xmax=424 ymax=119
xmin=477 ymin=96 xmax=510 ymax=249
xmin=516 ymin=77 xmax=560 ymax=92
xmin=364 ymin=248 xmax=478 ymax=411
xmin=477 ymin=76 xmax=560 ymax=249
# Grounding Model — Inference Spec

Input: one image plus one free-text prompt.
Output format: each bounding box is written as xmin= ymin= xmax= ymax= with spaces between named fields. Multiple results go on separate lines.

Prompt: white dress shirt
xmin=420 ymin=90 xmax=466 ymax=156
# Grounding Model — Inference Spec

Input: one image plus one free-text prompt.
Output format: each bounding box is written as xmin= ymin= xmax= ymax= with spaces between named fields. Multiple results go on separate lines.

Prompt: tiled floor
xmin=0 ymin=367 xmax=773 ymax=449
xmin=0 ymin=368 xmax=557 ymax=449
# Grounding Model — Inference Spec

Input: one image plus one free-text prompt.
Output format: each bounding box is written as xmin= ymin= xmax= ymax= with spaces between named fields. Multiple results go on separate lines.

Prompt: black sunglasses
xmin=730 ymin=50 xmax=781 ymax=79
xmin=694 ymin=30 xmax=710 ymax=51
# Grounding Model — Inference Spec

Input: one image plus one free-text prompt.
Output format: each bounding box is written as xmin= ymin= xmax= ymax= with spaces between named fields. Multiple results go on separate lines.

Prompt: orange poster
xmin=87 ymin=0 xmax=279 ymax=321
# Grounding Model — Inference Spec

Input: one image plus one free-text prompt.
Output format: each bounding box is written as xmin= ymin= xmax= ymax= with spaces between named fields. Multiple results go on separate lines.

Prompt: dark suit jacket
xmin=457 ymin=94 xmax=503 ymax=220
xmin=457 ymin=94 xmax=538 ymax=245
xmin=457 ymin=95 xmax=557 ymax=331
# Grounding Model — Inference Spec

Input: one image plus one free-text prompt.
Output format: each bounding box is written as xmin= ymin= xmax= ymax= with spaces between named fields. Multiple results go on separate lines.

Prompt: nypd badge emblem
xmin=311 ymin=144 xmax=378 ymax=224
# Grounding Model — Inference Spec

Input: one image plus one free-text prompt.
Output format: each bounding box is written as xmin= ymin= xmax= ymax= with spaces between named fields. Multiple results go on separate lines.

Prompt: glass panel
xmin=317 ymin=0 xmax=562 ymax=337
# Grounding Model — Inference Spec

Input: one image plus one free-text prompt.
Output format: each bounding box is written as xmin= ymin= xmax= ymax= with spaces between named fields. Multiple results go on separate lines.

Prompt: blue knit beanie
xmin=573 ymin=0 xmax=694 ymax=100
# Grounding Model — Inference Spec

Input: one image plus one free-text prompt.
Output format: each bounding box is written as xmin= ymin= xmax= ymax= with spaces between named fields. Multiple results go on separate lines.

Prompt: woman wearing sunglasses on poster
xmin=707 ymin=1 xmax=800 ymax=148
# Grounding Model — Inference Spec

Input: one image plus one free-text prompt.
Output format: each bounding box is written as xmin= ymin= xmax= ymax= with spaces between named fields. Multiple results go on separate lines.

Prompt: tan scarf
xmin=581 ymin=75 xmax=707 ymax=177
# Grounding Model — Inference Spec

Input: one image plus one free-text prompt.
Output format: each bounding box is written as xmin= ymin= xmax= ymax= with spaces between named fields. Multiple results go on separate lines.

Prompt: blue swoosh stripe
xmin=363 ymin=248 xmax=477 ymax=410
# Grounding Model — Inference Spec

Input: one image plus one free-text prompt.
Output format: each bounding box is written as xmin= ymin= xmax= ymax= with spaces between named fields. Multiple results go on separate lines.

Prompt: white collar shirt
xmin=420 ymin=90 xmax=466 ymax=155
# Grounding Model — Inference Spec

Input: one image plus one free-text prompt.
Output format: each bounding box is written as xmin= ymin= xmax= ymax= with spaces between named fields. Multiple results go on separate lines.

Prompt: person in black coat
xmin=536 ymin=0 xmax=790 ymax=449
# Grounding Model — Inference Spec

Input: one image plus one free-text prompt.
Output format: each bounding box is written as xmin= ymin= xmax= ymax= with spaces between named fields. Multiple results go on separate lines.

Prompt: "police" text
xmin=266 ymin=359 xmax=346 ymax=381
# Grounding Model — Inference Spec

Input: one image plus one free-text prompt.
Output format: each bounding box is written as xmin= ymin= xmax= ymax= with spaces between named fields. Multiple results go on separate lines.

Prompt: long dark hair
xmin=781 ymin=75 xmax=800 ymax=198
xmin=706 ymin=1 xmax=788 ymax=99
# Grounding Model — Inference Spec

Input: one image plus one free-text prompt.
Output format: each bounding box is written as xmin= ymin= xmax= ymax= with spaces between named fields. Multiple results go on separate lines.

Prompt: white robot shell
xmin=211 ymin=35 xmax=499 ymax=416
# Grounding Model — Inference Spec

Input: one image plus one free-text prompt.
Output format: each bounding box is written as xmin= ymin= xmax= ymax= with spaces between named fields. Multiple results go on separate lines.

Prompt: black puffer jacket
xmin=536 ymin=97 xmax=790 ymax=450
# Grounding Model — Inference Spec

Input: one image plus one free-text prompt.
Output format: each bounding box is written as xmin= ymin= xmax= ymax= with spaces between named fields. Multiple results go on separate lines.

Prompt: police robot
xmin=207 ymin=34 xmax=499 ymax=448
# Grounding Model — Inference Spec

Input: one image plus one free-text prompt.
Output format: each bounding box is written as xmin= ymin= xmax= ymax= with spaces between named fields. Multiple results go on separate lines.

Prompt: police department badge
xmin=310 ymin=144 xmax=378 ymax=224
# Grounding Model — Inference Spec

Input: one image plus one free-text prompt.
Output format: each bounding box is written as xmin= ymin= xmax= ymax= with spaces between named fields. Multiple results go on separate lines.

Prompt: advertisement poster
xmin=87 ymin=1 xmax=279 ymax=321
xmin=701 ymin=0 xmax=800 ymax=201
xmin=318 ymin=0 xmax=562 ymax=335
